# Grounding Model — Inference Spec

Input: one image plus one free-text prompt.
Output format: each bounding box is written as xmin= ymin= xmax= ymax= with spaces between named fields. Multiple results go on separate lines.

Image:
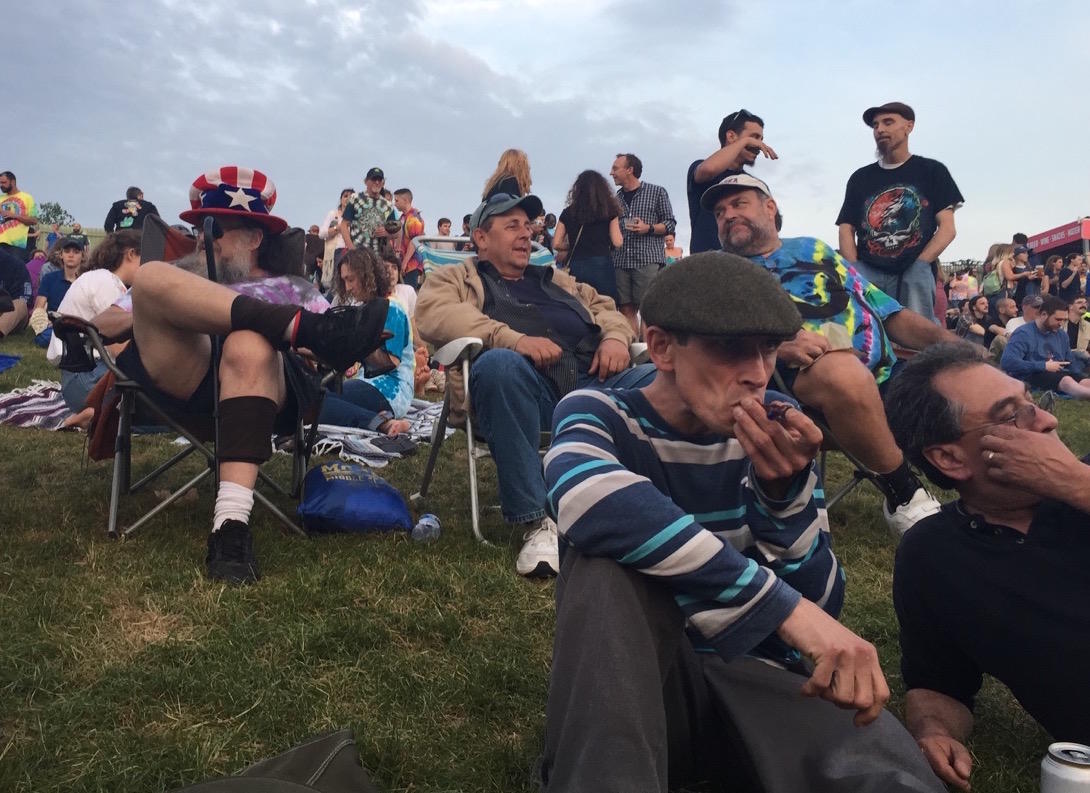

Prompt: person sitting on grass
xmin=1000 ymin=294 xmax=1090 ymax=399
xmin=318 ymin=247 xmax=413 ymax=436
xmin=540 ymin=253 xmax=944 ymax=793
xmin=47 ymin=229 xmax=142 ymax=426
xmin=884 ymin=342 xmax=1090 ymax=791
xmin=0 ymin=245 xmax=32 ymax=339
xmin=29 ymin=236 xmax=85 ymax=346
xmin=91 ymin=166 xmax=390 ymax=585
xmin=705 ymin=173 xmax=962 ymax=534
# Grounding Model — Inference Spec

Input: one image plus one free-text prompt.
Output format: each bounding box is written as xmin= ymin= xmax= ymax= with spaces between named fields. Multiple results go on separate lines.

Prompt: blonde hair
xmin=482 ymin=149 xmax=532 ymax=199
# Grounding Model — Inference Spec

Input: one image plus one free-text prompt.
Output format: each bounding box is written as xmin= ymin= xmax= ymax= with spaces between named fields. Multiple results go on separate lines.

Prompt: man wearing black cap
xmin=417 ymin=192 xmax=649 ymax=578
xmin=686 ymin=109 xmax=778 ymax=254
xmin=836 ymin=102 xmax=964 ymax=322
xmin=339 ymin=167 xmax=395 ymax=254
xmin=541 ymin=252 xmax=944 ymax=793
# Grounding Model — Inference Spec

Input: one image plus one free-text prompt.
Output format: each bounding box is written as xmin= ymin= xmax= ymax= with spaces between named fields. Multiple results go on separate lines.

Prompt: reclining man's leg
xmin=792 ymin=352 xmax=935 ymax=532
xmin=1056 ymin=375 xmax=1090 ymax=400
xmin=0 ymin=299 xmax=28 ymax=338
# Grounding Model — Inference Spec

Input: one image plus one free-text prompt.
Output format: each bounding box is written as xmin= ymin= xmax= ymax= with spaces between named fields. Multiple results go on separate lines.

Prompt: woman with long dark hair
xmin=553 ymin=170 xmax=624 ymax=301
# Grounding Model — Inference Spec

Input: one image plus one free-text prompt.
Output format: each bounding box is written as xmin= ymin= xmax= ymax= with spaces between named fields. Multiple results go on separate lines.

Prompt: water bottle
xmin=411 ymin=513 xmax=441 ymax=543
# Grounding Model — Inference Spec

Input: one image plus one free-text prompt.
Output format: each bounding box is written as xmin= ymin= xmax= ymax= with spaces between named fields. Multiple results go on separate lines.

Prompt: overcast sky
xmin=10 ymin=0 xmax=1089 ymax=260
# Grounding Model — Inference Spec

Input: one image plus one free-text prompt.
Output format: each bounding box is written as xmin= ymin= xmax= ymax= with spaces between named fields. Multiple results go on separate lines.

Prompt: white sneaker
xmin=516 ymin=517 xmax=559 ymax=578
xmin=883 ymin=487 xmax=942 ymax=535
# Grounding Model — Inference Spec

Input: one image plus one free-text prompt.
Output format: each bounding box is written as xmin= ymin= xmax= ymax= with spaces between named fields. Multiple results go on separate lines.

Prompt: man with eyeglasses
xmin=884 ymin=342 xmax=1090 ymax=791
xmin=1001 ymin=294 xmax=1090 ymax=399
xmin=686 ymin=109 xmax=778 ymax=254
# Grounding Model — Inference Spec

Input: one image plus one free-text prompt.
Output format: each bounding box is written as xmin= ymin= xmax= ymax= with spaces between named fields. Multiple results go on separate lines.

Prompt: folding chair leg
xmin=253 ymin=489 xmax=308 ymax=538
xmin=411 ymin=390 xmax=451 ymax=502
xmin=108 ymin=391 xmax=136 ymax=539
xmin=462 ymin=359 xmax=487 ymax=545
xmin=121 ymin=468 xmax=212 ymax=539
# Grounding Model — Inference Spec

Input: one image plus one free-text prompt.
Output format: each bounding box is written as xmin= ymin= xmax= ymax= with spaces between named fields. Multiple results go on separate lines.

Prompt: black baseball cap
xmin=862 ymin=102 xmax=915 ymax=127
xmin=469 ymin=193 xmax=544 ymax=233
xmin=365 ymin=167 xmax=385 ymax=181
xmin=60 ymin=236 xmax=84 ymax=249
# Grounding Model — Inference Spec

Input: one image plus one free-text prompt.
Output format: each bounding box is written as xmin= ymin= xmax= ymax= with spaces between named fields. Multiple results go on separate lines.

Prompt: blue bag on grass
xmin=297 ymin=462 xmax=412 ymax=534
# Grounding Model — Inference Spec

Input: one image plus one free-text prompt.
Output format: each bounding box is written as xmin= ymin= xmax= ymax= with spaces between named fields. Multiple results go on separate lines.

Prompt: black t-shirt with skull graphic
xmin=836 ymin=155 xmax=963 ymax=275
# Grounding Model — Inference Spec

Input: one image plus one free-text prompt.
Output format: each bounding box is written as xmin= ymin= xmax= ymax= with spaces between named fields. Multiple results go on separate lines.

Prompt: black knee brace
xmin=217 ymin=396 xmax=278 ymax=464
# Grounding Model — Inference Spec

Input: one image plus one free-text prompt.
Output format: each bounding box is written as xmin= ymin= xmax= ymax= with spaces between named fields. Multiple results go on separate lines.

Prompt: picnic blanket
xmin=0 ymin=353 xmax=19 ymax=374
xmin=0 ymin=379 xmax=70 ymax=430
xmin=0 ymin=381 xmax=453 ymax=469
xmin=304 ymin=398 xmax=452 ymax=468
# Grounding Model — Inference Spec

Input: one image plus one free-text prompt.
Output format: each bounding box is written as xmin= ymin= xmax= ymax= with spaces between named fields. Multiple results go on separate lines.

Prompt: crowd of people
xmin=1 ymin=98 xmax=1088 ymax=792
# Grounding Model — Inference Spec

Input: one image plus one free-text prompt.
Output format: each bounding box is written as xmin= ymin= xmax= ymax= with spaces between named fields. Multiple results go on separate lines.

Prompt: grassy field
xmin=0 ymin=328 xmax=1075 ymax=792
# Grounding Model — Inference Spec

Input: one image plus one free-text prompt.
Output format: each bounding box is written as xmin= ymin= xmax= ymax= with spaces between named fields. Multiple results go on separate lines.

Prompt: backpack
xmin=172 ymin=729 xmax=380 ymax=793
xmin=980 ymin=268 xmax=1001 ymax=296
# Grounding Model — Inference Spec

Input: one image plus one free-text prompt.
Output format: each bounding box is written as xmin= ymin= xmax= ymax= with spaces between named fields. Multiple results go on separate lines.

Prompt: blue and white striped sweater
xmin=545 ymin=388 xmax=844 ymax=665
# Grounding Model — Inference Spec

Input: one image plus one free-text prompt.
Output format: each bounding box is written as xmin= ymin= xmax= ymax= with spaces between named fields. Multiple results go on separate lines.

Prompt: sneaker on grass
xmin=516 ymin=517 xmax=559 ymax=578
xmin=883 ymin=487 xmax=942 ymax=536
xmin=206 ymin=519 xmax=261 ymax=585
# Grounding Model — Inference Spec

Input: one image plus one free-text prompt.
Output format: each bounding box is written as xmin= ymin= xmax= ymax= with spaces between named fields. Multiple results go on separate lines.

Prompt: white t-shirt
xmin=47 ymin=269 xmax=127 ymax=365
xmin=391 ymin=283 xmax=417 ymax=319
xmin=1005 ymin=316 xmax=1026 ymax=335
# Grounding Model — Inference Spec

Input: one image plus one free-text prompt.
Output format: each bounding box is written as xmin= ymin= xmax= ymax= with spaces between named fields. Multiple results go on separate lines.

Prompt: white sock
xmin=211 ymin=481 xmax=255 ymax=533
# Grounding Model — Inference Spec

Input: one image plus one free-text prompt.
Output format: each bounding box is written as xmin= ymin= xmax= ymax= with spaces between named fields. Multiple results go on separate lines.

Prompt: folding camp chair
xmin=51 ymin=217 xmax=323 ymax=539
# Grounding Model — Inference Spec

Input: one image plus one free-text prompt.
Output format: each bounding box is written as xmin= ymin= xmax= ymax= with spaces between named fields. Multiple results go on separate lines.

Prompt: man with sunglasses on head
xmin=686 ymin=109 xmax=778 ymax=254
xmin=885 ymin=343 xmax=1090 ymax=791
xmin=417 ymin=191 xmax=651 ymax=579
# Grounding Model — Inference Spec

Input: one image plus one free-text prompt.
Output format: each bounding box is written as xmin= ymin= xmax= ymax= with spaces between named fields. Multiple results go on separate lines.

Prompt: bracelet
xmin=646 ymin=224 xmax=654 ymax=235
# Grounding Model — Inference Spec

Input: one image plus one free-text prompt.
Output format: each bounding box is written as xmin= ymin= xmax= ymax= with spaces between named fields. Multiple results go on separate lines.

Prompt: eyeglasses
xmin=957 ymin=402 xmax=1038 ymax=437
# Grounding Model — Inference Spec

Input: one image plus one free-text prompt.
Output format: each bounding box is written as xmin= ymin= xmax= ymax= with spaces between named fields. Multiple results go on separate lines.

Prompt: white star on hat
xmin=225 ymin=187 xmax=256 ymax=210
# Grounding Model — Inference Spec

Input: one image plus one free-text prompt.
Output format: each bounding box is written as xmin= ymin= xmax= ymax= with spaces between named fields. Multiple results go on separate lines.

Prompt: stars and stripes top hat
xmin=179 ymin=166 xmax=288 ymax=234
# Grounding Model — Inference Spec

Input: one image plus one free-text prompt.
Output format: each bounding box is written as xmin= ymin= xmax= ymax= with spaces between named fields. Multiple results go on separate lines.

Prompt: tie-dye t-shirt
xmin=113 ymin=275 xmax=329 ymax=315
xmin=342 ymin=194 xmax=394 ymax=252
xmin=399 ymin=207 xmax=426 ymax=275
xmin=0 ymin=190 xmax=37 ymax=248
xmin=747 ymin=237 xmax=903 ymax=383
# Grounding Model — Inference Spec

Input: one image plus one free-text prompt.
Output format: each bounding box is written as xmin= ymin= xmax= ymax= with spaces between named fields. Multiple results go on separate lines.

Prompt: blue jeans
xmin=852 ymin=258 xmax=937 ymax=323
xmin=569 ymin=255 xmax=619 ymax=302
xmin=318 ymin=378 xmax=393 ymax=430
xmin=60 ymin=362 xmax=108 ymax=413
xmin=470 ymin=348 xmax=656 ymax=524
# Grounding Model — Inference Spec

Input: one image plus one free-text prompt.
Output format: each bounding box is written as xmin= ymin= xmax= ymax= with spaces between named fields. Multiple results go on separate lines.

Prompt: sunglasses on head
xmin=724 ymin=109 xmax=759 ymax=127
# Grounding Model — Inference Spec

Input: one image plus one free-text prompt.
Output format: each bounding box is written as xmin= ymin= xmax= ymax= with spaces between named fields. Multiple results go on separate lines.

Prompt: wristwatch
xmin=645 ymin=223 xmax=654 ymax=235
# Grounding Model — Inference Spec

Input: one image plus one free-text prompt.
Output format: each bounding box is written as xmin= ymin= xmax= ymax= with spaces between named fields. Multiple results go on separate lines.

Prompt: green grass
xmin=0 ymin=328 xmax=1075 ymax=792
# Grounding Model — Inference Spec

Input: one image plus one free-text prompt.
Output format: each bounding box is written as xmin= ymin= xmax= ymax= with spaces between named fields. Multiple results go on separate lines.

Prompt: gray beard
xmin=172 ymin=251 xmax=253 ymax=283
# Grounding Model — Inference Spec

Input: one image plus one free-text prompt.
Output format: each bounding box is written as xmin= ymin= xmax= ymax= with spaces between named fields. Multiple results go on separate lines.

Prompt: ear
xmin=922 ymin=443 xmax=973 ymax=483
xmin=644 ymin=326 xmax=676 ymax=372
xmin=724 ymin=130 xmax=738 ymax=145
xmin=905 ymin=120 xmax=915 ymax=134
xmin=471 ymin=227 xmax=486 ymax=249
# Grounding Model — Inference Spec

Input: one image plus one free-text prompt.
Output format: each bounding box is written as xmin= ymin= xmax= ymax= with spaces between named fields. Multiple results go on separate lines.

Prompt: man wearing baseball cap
xmin=541 ymin=253 xmax=944 ymax=792
xmin=836 ymin=102 xmax=964 ymax=322
xmin=417 ymin=191 xmax=650 ymax=578
xmin=339 ymin=167 xmax=395 ymax=255
xmin=703 ymin=173 xmax=961 ymax=534
xmin=94 ymin=166 xmax=390 ymax=585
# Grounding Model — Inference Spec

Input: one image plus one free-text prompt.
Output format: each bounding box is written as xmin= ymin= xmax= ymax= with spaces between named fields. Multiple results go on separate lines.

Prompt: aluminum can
xmin=1041 ymin=743 xmax=1090 ymax=792
xmin=411 ymin=513 xmax=441 ymax=543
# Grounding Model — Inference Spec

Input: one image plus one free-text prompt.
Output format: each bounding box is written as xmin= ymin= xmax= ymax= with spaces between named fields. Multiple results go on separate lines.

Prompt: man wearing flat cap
xmin=836 ymin=102 xmax=964 ymax=322
xmin=540 ymin=252 xmax=944 ymax=793
xmin=416 ymin=192 xmax=651 ymax=579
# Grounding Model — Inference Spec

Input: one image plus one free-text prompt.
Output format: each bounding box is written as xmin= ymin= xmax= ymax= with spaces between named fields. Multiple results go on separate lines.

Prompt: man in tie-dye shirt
xmin=393 ymin=188 xmax=426 ymax=290
xmin=704 ymin=173 xmax=960 ymax=535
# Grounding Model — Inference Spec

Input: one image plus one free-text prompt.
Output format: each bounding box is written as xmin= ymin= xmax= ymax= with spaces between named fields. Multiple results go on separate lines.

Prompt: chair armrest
xmin=49 ymin=312 xmax=130 ymax=345
xmin=630 ymin=342 xmax=649 ymax=365
xmin=432 ymin=337 xmax=485 ymax=367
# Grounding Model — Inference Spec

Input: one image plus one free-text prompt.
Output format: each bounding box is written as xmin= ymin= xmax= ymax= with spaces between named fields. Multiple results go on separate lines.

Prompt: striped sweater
xmin=545 ymin=387 xmax=844 ymax=665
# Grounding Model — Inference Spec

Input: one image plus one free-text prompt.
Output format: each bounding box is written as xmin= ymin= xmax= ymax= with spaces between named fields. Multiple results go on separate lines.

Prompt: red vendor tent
xmin=1026 ymin=217 xmax=1090 ymax=258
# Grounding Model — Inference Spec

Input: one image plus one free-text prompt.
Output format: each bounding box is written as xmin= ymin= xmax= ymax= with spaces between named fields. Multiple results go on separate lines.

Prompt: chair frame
xmin=52 ymin=326 xmax=319 ymax=540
